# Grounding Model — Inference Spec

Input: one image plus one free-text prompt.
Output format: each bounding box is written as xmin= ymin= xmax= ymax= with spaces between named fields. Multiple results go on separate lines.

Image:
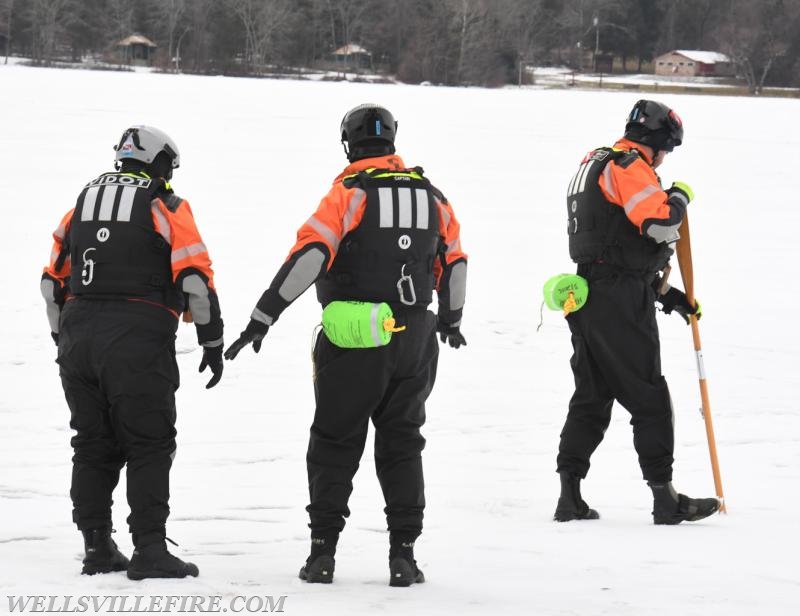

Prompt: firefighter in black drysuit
xmin=555 ymin=100 xmax=720 ymax=525
xmin=41 ymin=126 xmax=224 ymax=578
xmin=225 ymin=104 xmax=467 ymax=586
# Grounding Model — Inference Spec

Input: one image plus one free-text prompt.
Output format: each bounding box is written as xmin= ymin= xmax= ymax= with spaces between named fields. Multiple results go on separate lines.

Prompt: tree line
xmin=3 ymin=0 xmax=799 ymax=92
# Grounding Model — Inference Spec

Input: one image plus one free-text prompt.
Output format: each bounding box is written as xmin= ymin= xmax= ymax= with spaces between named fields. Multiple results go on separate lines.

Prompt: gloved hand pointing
xmin=199 ymin=344 xmax=224 ymax=389
xmin=224 ymin=319 xmax=269 ymax=360
xmin=657 ymin=287 xmax=701 ymax=324
xmin=437 ymin=321 xmax=467 ymax=349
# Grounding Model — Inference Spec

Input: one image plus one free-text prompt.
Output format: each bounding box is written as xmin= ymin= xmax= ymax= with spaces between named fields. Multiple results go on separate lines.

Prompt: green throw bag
xmin=543 ymin=273 xmax=589 ymax=314
xmin=322 ymin=301 xmax=406 ymax=349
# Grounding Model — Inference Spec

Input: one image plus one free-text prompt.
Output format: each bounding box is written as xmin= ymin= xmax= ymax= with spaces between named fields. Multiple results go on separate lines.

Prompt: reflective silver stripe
xmin=567 ymin=170 xmax=579 ymax=196
xmin=398 ymin=187 xmax=412 ymax=228
xmin=415 ymin=189 xmax=429 ymax=229
xmin=151 ymin=202 xmax=171 ymax=243
xmin=695 ymin=349 xmax=706 ymax=380
xmin=645 ymin=221 xmax=680 ymax=244
xmin=251 ymin=307 xmax=274 ymax=326
xmin=668 ymin=191 xmax=689 ymax=208
xmin=437 ymin=200 xmax=450 ymax=228
xmin=182 ymin=273 xmax=211 ymax=325
xmin=307 ymin=216 xmax=340 ymax=252
xmin=602 ymin=164 xmax=617 ymax=201
xmin=97 ymin=185 xmax=117 ymax=221
xmin=577 ymin=160 xmax=594 ymax=194
xmin=342 ymin=188 xmax=364 ymax=233
xmin=40 ymin=279 xmax=61 ymax=333
xmin=81 ymin=186 xmax=100 ymax=221
xmin=50 ymin=247 xmax=59 ymax=263
xmin=379 ymin=187 xmax=393 ymax=227
xmin=54 ymin=222 xmax=68 ymax=240
xmin=116 ymin=187 xmax=136 ymax=222
xmin=278 ymin=247 xmax=325 ymax=302
xmin=446 ymin=238 xmax=461 ymax=255
xmin=623 ymin=185 xmax=659 ymax=214
xmin=369 ymin=303 xmax=382 ymax=347
xmin=171 ymin=242 xmax=207 ymax=264
xmin=202 ymin=337 xmax=224 ymax=348
xmin=448 ymin=261 xmax=467 ymax=310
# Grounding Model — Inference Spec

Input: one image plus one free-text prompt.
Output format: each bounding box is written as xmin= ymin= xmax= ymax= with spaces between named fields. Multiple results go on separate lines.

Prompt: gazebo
xmin=115 ymin=34 xmax=157 ymax=66
xmin=331 ymin=44 xmax=373 ymax=71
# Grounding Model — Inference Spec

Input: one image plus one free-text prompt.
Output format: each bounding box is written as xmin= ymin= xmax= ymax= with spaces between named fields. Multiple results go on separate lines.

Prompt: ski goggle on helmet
xmin=624 ymin=100 xmax=683 ymax=152
xmin=113 ymin=125 xmax=181 ymax=168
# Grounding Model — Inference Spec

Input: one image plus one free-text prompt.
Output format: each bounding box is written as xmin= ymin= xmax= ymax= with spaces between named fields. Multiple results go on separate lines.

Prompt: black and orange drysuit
xmin=558 ymin=138 xmax=688 ymax=483
xmin=248 ymin=154 xmax=466 ymax=539
xmin=41 ymin=170 xmax=222 ymax=545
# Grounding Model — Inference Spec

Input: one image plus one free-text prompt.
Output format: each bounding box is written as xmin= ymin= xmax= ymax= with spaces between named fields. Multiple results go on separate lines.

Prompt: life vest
xmin=315 ymin=167 xmax=444 ymax=307
xmin=567 ymin=148 xmax=672 ymax=274
xmin=67 ymin=172 xmax=172 ymax=298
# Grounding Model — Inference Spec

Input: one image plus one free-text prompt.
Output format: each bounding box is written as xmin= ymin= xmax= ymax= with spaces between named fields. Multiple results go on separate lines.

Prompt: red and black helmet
xmin=624 ymin=99 xmax=683 ymax=152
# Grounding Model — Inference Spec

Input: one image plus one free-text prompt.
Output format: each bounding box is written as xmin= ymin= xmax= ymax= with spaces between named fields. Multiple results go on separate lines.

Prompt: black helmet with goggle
xmin=624 ymin=100 xmax=683 ymax=152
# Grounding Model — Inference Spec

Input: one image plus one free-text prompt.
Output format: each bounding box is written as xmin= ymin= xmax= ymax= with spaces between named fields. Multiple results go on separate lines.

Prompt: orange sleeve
xmin=42 ymin=208 xmax=75 ymax=285
xmin=152 ymin=198 xmax=216 ymax=287
xmin=433 ymin=197 xmax=467 ymax=284
xmin=600 ymin=157 xmax=670 ymax=232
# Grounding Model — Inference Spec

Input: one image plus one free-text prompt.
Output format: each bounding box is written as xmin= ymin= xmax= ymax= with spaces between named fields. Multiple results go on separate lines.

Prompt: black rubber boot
xmin=649 ymin=481 xmax=720 ymax=525
xmin=553 ymin=472 xmax=600 ymax=522
xmin=299 ymin=533 xmax=338 ymax=584
xmin=81 ymin=529 xmax=129 ymax=575
xmin=127 ymin=539 xmax=199 ymax=580
xmin=388 ymin=533 xmax=425 ymax=587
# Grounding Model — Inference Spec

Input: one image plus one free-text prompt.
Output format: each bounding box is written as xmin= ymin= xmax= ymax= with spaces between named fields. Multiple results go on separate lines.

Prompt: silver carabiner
xmin=397 ymin=264 xmax=417 ymax=306
xmin=81 ymin=247 xmax=96 ymax=286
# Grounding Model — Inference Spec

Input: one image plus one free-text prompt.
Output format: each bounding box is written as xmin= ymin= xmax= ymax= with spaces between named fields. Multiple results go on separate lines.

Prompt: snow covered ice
xmin=1 ymin=64 xmax=799 ymax=615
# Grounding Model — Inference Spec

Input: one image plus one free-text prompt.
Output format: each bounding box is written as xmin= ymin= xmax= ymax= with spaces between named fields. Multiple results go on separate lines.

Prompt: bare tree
xmin=446 ymin=0 xmax=491 ymax=84
xmin=1 ymin=0 xmax=12 ymax=64
xmin=498 ymin=0 xmax=556 ymax=84
xmin=104 ymin=0 xmax=134 ymax=48
xmin=27 ymin=0 xmax=74 ymax=65
xmin=153 ymin=0 xmax=186 ymax=71
xmin=717 ymin=0 xmax=796 ymax=93
xmin=227 ymin=0 xmax=293 ymax=73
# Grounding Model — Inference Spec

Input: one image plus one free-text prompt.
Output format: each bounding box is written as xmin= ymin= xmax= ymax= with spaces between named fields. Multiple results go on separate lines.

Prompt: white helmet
xmin=113 ymin=125 xmax=180 ymax=168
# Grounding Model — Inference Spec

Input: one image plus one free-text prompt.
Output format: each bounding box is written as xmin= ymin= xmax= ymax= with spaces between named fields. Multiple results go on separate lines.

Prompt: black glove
xmin=51 ymin=332 xmax=59 ymax=346
xmin=437 ymin=322 xmax=467 ymax=349
xmin=199 ymin=344 xmax=224 ymax=389
xmin=657 ymin=287 xmax=701 ymax=324
xmin=224 ymin=319 xmax=269 ymax=360
xmin=666 ymin=181 xmax=694 ymax=207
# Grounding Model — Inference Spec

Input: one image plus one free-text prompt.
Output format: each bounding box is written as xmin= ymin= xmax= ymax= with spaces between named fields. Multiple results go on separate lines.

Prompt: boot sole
xmin=554 ymin=508 xmax=600 ymax=522
xmin=82 ymin=564 xmax=128 ymax=575
xmin=127 ymin=565 xmax=199 ymax=580
xmin=654 ymin=510 xmax=719 ymax=525
xmin=299 ymin=569 xmax=333 ymax=583
xmin=653 ymin=499 xmax=720 ymax=525
xmin=389 ymin=574 xmax=425 ymax=587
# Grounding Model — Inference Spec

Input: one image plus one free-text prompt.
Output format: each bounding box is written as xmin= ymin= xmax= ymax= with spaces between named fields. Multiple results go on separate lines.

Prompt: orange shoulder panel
xmin=288 ymin=181 xmax=367 ymax=269
xmin=600 ymin=157 xmax=671 ymax=232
